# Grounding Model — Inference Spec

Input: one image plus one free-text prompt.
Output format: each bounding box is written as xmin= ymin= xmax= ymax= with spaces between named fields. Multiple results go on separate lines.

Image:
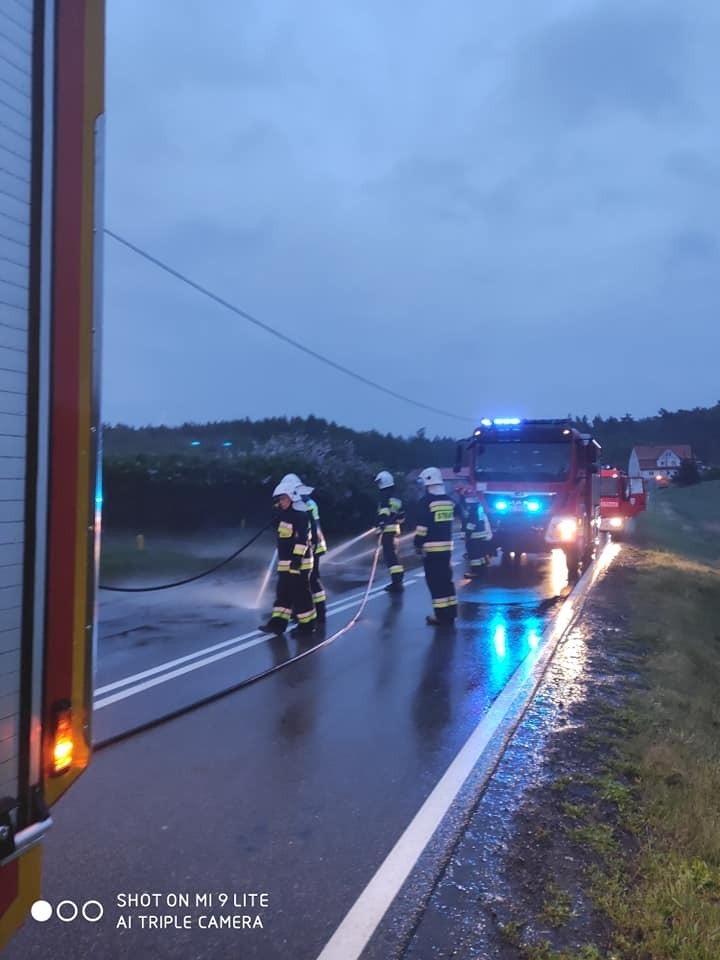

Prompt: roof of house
xmin=630 ymin=444 xmax=694 ymax=465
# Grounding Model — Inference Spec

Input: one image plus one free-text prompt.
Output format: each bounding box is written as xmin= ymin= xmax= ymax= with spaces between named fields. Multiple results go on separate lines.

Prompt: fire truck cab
xmin=598 ymin=468 xmax=647 ymax=536
xmin=454 ymin=418 xmax=601 ymax=580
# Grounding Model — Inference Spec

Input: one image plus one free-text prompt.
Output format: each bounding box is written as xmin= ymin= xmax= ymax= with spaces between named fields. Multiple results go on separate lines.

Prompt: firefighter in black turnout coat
xmin=414 ymin=467 xmax=457 ymax=626
xmin=375 ymin=470 xmax=405 ymax=593
xmin=280 ymin=473 xmax=328 ymax=622
xmin=259 ymin=479 xmax=317 ymax=636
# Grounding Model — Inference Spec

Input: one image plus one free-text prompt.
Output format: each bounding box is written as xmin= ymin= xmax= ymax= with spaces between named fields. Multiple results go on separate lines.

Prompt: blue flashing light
xmin=222 ymin=441 xmax=233 ymax=447
xmin=494 ymin=499 xmax=509 ymax=512
xmin=493 ymin=417 xmax=522 ymax=426
xmin=190 ymin=440 xmax=201 ymax=447
xmin=480 ymin=418 xmax=492 ymax=427
xmin=525 ymin=499 xmax=541 ymax=513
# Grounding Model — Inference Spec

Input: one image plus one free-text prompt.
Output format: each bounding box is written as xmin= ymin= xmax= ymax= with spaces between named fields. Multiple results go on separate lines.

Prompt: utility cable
xmin=105 ymin=228 xmax=472 ymax=424
xmin=98 ymin=523 xmax=272 ymax=592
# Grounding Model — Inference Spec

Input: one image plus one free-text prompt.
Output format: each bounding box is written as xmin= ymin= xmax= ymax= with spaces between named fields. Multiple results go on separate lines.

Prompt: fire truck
xmin=0 ymin=0 xmax=104 ymax=948
xmin=454 ymin=418 xmax=601 ymax=579
xmin=598 ymin=468 xmax=647 ymax=537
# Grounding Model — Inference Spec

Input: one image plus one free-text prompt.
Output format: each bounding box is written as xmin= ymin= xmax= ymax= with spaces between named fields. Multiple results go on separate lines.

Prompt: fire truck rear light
xmin=51 ymin=701 xmax=73 ymax=777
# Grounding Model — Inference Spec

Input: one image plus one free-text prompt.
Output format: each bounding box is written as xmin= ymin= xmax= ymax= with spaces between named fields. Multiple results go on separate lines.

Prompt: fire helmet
xmin=375 ymin=470 xmax=394 ymax=489
xmin=418 ymin=466 xmax=445 ymax=494
xmin=280 ymin=472 xmax=314 ymax=496
xmin=272 ymin=479 xmax=303 ymax=502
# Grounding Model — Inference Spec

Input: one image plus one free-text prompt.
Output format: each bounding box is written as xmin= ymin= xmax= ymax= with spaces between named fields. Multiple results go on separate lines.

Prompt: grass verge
xmin=582 ymin=549 xmax=720 ymax=959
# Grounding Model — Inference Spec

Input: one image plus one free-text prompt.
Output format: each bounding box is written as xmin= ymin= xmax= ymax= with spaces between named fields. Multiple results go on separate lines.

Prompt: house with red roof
xmin=628 ymin=444 xmax=695 ymax=483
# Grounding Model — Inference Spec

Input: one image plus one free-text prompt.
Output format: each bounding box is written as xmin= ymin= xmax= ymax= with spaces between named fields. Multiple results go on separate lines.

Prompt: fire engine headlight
xmin=546 ymin=517 xmax=578 ymax=542
xmin=556 ymin=518 xmax=577 ymax=541
xmin=609 ymin=517 xmax=624 ymax=529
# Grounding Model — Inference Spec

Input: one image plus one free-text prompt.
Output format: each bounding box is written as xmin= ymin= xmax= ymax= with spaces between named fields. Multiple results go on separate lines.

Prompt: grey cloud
xmin=666 ymin=228 xmax=717 ymax=264
xmin=514 ymin=2 xmax=691 ymax=126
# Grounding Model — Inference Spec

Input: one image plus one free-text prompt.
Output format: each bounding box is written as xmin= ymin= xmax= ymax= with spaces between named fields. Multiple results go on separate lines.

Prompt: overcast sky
xmin=102 ymin=0 xmax=720 ymax=438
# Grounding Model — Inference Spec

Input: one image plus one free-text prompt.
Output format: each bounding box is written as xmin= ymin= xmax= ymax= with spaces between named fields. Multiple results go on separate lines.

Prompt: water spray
xmin=254 ymin=548 xmax=278 ymax=609
xmin=323 ymin=527 xmax=376 ymax=564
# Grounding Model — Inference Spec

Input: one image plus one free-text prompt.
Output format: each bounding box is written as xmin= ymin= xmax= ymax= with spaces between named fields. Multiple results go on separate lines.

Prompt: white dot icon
xmin=30 ymin=900 xmax=52 ymax=922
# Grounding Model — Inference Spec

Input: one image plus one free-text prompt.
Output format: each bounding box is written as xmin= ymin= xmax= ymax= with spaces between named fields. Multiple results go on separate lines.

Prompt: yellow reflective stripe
xmin=390 ymin=565 xmax=404 ymax=574
xmin=470 ymin=532 xmax=490 ymax=539
xmin=271 ymin=608 xmax=292 ymax=620
xmin=378 ymin=507 xmax=391 ymax=516
xmin=277 ymin=560 xmax=292 ymax=570
xmin=382 ymin=524 xmax=400 ymax=534
xmin=432 ymin=596 xmax=457 ymax=608
xmin=313 ymin=590 xmax=327 ymax=603
xmin=296 ymin=609 xmax=316 ymax=623
xmin=415 ymin=525 xmax=428 ymax=536
xmin=278 ymin=522 xmax=293 ymax=538
xmin=425 ymin=541 xmax=452 ymax=551
xmin=293 ymin=543 xmax=307 ymax=555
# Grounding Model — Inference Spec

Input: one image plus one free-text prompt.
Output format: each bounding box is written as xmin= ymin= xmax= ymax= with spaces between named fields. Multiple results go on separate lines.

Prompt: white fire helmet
xmin=418 ymin=466 xmax=445 ymax=494
xmin=273 ymin=479 xmax=303 ymax=502
xmin=280 ymin=472 xmax=314 ymax=496
xmin=375 ymin=470 xmax=394 ymax=489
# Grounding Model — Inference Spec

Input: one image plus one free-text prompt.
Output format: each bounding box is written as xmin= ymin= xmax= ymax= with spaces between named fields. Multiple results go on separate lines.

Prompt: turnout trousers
xmin=381 ymin=531 xmax=404 ymax=585
xmin=466 ymin=533 xmax=488 ymax=574
xmin=422 ymin=551 xmax=457 ymax=624
xmin=269 ymin=570 xmax=316 ymax=633
xmin=309 ymin=555 xmax=326 ymax=621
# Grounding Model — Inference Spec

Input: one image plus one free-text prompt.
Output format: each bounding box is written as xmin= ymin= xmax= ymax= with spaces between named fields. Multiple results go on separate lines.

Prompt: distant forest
xmin=103 ymin=402 xmax=720 ymax=470
xmin=100 ymin=404 xmax=720 ymax=532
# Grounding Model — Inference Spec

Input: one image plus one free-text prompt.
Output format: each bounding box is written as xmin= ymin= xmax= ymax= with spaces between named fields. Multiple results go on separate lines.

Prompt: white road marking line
xmin=93 ymin=578 xmax=423 ymax=708
xmin=315 ymin=542 xmax=619 ymax=960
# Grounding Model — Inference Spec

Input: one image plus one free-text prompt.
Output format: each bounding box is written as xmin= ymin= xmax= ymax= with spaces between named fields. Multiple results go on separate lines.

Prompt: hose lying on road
xmin=98 ymin=523 xmax=272 ymax=593
xmin=94 ymin=538 xmax=384 ymax=749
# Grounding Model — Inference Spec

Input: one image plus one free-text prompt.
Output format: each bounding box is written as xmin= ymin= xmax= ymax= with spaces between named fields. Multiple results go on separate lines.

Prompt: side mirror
xmin=453 ymin=442 xmax=464 ymax=474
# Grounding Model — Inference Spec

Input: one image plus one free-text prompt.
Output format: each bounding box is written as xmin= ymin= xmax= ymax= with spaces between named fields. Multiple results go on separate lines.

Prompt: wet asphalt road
xmin=5 ymin=551 xmax=570 ymax=960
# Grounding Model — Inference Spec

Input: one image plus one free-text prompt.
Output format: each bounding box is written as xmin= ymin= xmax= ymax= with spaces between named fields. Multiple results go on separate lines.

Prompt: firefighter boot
xmin=384 ymin=570 xmax=404 ymax=594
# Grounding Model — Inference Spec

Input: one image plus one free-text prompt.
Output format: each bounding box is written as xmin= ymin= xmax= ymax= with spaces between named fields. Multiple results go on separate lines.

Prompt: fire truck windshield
xmin=600 ymin=476 xmax=620 ymax=497
xmin=473 ymin=441 xmax=571 ymax=481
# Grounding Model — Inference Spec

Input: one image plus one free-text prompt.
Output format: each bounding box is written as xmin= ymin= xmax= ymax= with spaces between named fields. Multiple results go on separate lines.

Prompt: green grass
xmin=538 ymin=884 xmax=575 ymax=928
xmin=634 ymin=480 xmax=720 ymax=565
xmin=579 ymin=550 xmax=720 ymax=958
xmin=99 ymin=534 xmax=239 ymax=583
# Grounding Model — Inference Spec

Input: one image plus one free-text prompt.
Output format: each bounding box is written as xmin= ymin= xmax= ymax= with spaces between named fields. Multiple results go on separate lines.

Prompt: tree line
xmin=101 ymin=404 xmax=720 ymax=533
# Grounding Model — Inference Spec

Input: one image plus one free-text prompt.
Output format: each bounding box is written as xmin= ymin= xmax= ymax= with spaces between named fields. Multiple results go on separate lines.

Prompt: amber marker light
xmin=51 ymin=701 xmax=74 ymax=776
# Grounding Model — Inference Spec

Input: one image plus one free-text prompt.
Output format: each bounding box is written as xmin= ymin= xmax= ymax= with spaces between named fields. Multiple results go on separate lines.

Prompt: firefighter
xmin=259 ymin=479 xmax=317 ymax=636
xmin=374 ymin=470 xmax=405 ymax=593
xmin=463 ymin=497 xmax=492 ymax=578
xmin=280 ymin=473 xmax=327 ymax=623
xmin=414 ymin=467 xmax=457 ymax=626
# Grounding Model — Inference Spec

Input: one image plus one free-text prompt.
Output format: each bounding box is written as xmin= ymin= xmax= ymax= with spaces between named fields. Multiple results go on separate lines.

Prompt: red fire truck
xmin=454 ymin=418 xmax=601 ymax=579
xmin=598 ymin=468 xmax=647 ymax=537
xmin=0 ymin=0 xmax=104 ymax=948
